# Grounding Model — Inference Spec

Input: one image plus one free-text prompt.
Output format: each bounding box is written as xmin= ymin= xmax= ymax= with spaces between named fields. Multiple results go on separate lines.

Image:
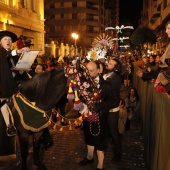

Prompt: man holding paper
xmin=0 ymin=30 xmax=30 ymax=136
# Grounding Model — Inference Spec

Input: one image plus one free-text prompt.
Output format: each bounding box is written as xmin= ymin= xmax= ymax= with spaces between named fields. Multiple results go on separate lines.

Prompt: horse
xmin=11 ymin=67 xmax=67 ymax=170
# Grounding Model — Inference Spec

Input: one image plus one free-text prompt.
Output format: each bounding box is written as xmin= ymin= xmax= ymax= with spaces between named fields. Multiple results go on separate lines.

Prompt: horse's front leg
xmin=33 ymin=130 xmax=47 ymax=170
xmin=12 ymin=107 xmax=29 ymax=170
xmin=17 ymin=131 xmax=29 ymax=170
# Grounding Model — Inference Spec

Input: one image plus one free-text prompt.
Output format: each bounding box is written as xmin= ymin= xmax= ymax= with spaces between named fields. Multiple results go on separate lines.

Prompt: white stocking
xmin=97 ymin=150 xmax=104 ymax=169
xmin=1 ymin=103 xmax=10 ymax=127
xmin=87 ymin=145 xmax=94 ymax=160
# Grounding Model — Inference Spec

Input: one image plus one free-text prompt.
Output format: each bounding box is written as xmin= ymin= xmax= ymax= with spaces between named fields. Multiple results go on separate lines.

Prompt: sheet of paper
xmin=14 ymin=50 xmax=40 ymax=71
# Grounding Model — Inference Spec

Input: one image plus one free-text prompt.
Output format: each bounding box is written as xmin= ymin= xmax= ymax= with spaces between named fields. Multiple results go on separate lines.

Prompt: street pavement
xmin=0 ymin=88 xmax=148 ymax=170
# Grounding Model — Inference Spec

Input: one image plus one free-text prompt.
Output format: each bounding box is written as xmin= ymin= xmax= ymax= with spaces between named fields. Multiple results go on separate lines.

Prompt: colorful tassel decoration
xmin=67 ymin=85 xmax=75 ymax=100
xmin=59 ymin=127 xmax=63 ymax=131
xmin=73 ymin=89 xmax=83 ymax=110
xmin=69 ymin=126 xmax=72 ymax=130
xmin=53 ymin=124 xmax=57 ymax=129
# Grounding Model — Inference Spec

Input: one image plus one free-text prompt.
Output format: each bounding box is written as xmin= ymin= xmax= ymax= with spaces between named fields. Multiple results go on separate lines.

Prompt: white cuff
xmin=11 ymin=50 xmax=17 ymax=56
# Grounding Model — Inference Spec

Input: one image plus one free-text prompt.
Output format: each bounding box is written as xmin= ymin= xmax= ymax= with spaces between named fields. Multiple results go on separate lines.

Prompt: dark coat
xmin=0 ymin=47 xmax=29 ymax=98
xmin=103 ymin=72 xmax=122 ymax=109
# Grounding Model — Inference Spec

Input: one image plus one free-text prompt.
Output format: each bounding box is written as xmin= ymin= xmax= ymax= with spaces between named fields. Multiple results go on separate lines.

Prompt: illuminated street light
xmin=71 ymin=33 xmax=79 ymax=56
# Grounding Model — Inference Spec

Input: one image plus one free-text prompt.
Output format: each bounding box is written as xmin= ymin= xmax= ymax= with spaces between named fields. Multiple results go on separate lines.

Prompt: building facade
xmin=0 ymin=0 xmax=45 ymax=54
xmin=140 ymin=0 xmax=170 ymax=53
xmin=44 ymin=0 xmax=119 ymax=57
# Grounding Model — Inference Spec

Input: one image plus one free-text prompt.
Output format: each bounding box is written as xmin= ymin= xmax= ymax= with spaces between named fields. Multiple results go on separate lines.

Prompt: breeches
xmin=83 ymin=119 xmax=107 ymax=151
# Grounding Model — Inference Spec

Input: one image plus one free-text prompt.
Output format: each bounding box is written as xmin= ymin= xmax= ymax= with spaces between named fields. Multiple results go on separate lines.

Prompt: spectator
xmin=103 ymin=57 xmax=123 ymax=163
xmin=16 ymin=35 xmax=25 ymax=49
xmin=125 ymin=87 xmax=140 ymax=122
xmin=45 ymin=59 xmax=54 ymax=71
xmin=136 ymin=54 xmax=161 ymax=81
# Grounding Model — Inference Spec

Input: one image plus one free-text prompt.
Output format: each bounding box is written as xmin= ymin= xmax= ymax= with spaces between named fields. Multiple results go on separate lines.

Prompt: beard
xmin=105 ymin=67 xmax=113 ymax=73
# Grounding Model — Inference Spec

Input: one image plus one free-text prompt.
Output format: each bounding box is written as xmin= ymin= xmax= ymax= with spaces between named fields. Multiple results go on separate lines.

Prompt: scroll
xmin=14 ymin=50 xmax=40 ymax=71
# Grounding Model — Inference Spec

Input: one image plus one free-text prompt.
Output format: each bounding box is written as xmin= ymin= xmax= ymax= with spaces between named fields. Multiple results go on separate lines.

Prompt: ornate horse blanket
xmin=12 ymin=93 xmax=52 ymax=132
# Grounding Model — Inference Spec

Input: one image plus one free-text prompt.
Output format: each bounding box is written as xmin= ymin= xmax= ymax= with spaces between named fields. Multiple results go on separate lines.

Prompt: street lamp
xmin=71 ymin=33 xmax=79 ymax=56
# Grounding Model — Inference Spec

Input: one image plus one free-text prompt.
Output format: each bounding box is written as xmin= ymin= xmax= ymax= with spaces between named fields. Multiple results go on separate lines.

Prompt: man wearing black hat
xmin=0 ymin=30 xmax=30 ymax=136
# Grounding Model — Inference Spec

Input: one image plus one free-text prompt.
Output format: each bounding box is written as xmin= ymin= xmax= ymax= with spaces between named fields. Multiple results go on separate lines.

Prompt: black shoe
xmin=78 ymin=157 xmax=94 ymax=166
xmin=111 ymin=155 xmax=121 ymax=163
xmin=6 ymin=125 xmax=17 ymax=136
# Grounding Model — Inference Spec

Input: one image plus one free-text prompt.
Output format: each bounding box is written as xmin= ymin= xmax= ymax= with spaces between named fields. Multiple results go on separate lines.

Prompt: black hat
xmin=0 ymin=30 xmax=18 ymax=42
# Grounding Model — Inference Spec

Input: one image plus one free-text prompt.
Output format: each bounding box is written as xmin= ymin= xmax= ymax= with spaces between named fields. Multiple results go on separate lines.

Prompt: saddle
xmin=13 ymin=93 xmax=52 ymax=132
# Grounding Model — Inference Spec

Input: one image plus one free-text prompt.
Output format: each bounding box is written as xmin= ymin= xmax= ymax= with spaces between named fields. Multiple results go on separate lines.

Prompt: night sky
xmin=119 ymin=0 xmax=143 ymax=29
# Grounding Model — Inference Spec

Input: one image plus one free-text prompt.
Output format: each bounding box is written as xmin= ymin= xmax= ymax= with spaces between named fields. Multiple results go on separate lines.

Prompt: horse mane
xmin=19 ymin=71 xmax=51 ymax=101
xmin=19 ymin=67 xmax=67 ymax=105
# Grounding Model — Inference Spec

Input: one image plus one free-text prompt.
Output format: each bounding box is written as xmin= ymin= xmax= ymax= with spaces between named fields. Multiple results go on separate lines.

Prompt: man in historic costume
xmin=77 ymin=61 xmax=114 ymax=170
xmin=0 ymin=30 xmax=30 ymax=136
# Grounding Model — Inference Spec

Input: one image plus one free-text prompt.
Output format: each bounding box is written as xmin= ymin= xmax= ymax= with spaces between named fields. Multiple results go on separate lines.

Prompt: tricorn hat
xmin=0 ymin=30 xmax=18 ymax=42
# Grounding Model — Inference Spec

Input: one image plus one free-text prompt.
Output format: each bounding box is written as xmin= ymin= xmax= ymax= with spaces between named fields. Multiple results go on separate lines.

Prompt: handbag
xmin=118 ymin=105 xmax=127 ymax=134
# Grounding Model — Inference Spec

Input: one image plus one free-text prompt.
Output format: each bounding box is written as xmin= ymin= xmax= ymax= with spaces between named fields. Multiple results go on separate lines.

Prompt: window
xmin=50 ymin=3 xmax=54 ymax=8
xmin=72 ymin=14 xmax=77 ymax=19
xmin=72 ymin=2 xmax=77 ymax=7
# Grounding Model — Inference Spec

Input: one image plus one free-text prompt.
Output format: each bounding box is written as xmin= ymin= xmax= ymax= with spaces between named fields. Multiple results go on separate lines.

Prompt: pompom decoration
xmin=73 ymin=90 xmax=83 ymax=110
xmin=155 ymin=85 xmax=167 ymax=93
xmin=67 ymin=85 xmax=75 ymax=100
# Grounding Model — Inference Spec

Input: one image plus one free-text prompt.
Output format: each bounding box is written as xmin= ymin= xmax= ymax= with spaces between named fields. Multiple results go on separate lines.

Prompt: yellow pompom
xmin=69 ymin=126 xmax=72 ymax=130
xmin=53 ymin=124 xmax=57 ymax=129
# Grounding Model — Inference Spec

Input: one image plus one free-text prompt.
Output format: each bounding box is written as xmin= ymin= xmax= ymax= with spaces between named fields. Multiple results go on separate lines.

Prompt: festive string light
xmin=119 ymin=45 xmax=130 ymax=49
xmin=105 ymin=25 xmax=134 ymax=33
xmin=112 ymin=37 xmax=129 ymax=43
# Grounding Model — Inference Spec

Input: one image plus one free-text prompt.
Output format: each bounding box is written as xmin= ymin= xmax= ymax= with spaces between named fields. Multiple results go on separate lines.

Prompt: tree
xmin=130 ymin=26 xmax=157 ymax=50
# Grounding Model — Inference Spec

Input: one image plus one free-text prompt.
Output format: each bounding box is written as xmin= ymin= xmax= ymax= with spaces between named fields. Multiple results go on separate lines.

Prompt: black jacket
xmin=0 ymin=47 xmax=29 ymax=98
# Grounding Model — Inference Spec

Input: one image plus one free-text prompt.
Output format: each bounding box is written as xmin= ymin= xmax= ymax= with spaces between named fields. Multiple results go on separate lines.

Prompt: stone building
xmin=0 ymin=0 xmax=45 ymax=54
xmin=44 ymin=0 xmax=119 ymax=57
xmin=140 ymin=0 xmax=170 ymax=53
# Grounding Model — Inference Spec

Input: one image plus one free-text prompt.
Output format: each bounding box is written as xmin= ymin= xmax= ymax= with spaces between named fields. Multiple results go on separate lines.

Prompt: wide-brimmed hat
xmin=0 ymin=30 xmax=18 ymax=42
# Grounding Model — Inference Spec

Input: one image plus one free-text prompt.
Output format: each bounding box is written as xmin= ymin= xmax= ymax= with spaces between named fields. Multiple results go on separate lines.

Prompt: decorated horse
xmin=11 ymin=67 xmax=67 ymax=170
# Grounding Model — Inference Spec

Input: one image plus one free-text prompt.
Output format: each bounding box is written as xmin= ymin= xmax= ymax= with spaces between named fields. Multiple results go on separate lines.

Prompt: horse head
xmin=19 ymin=66 xmax=67 ymax=111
